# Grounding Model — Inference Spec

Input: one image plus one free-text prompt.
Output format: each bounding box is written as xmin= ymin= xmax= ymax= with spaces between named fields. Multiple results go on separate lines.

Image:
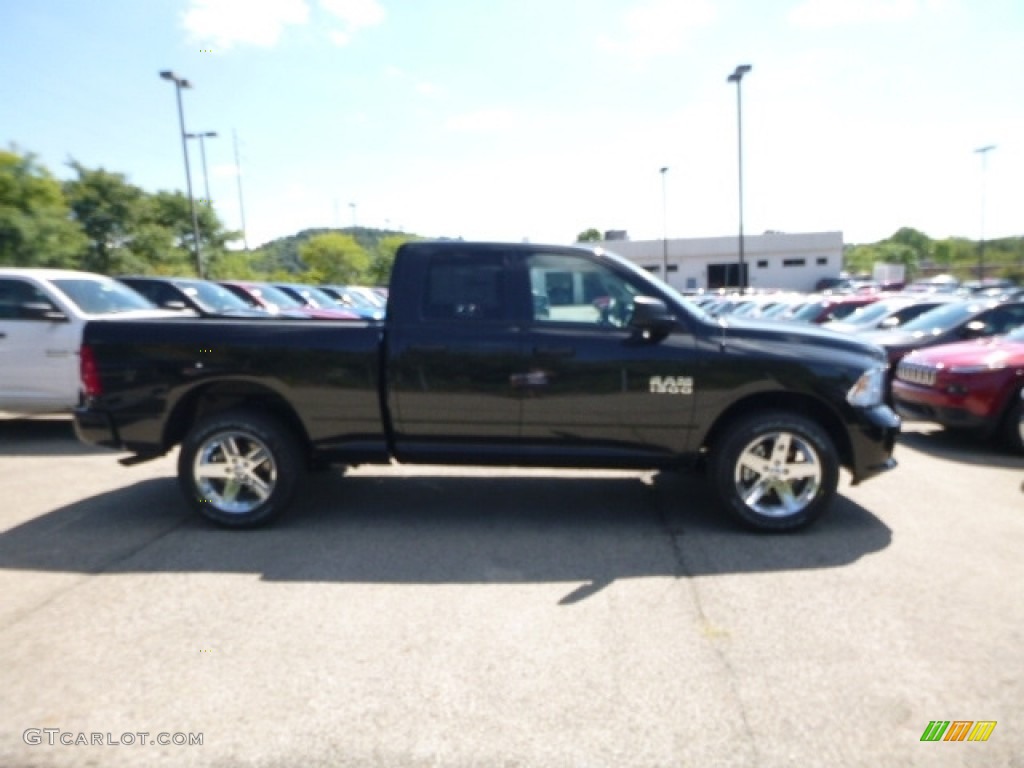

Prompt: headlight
xmin=847 ymin=367 xmax=886 ymax=407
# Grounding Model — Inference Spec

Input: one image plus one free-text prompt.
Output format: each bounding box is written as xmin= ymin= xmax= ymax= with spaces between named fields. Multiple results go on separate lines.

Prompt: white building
xmin=594 ymin=231 xmax=844 ymax=293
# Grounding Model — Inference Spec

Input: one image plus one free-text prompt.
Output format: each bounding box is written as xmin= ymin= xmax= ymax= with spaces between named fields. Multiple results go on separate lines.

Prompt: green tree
xmin=576 ymin=228 xmax=602 ymax=242
xmin=298 ymin=232 xmax=370 ymax=283
xmin=367 ymin=234 xmax=415 ymax=285
xmin=888 ymin=227 xmax=932 ymax=264
xmin=0 ymin=149 xmax=86 ymax=267
xmin=147 ymin=190 xmax=240 ymax=277
xmin=63 ymin=161 xmax=150 ymax=274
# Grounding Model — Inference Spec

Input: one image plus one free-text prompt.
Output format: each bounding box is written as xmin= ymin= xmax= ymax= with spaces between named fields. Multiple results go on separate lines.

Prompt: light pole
xmin=159 ymin=70 xmax=204 ymax=277
xmin=186 ymin=130 xmax=218 ymax=205
xmin=974 ymin=144 xmax=996 ymax=281
xmin=727 ymin=64 xmax=752 ymax=293
xmin=233 ymin=129 xmax=249 ymax=251
xmin=660 ymin=166 xmax=669 ymax=282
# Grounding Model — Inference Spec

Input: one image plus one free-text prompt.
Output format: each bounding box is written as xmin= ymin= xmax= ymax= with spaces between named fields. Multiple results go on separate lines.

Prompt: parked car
xmin=118 ymin=276 xmax=272 ymax=318
xmin=891 ymin=326 xmax=1024 ymax=453
xmin=861 ymin=299 xmax=1024 ymax=373
xmin=788 ymin=294 xmax=880 ymax=324
xmin=821 ymin=296 xmax=956 ymax=334
xmin=272 ymin=283 xmax=368 ymax=319
xmin=0 ymin=268 xmax=179 ymax=414
xmin=319 ymin=285 xmax=386 ymax=320
xmin=218 ymin=281 xmax=358 ymax=320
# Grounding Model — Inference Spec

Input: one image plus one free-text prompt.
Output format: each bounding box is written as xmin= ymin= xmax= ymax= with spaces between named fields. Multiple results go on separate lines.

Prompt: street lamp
xmin=660 ymin=166 xmax=669 ymax=281
xmin=186 ymin=131 xmax=218 ymax=206
xmin=159 ymin=70 xmax=204 ymax=277
xmin=727 ymin=63 xmax=752 ymax=293
xmin=974 ymin=144 xmax=996 ymax=281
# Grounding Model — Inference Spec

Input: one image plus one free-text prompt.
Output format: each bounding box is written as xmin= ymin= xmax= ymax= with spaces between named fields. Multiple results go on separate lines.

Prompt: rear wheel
xmin=178 ymin=409 xmax=304 ymax=528
xmin=710 ymin=411 xmax=839 ymax=531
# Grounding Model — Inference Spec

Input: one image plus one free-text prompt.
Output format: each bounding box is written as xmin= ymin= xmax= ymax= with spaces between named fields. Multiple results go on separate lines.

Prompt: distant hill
xmin=250 ymin=227 xmax=418 ymax=274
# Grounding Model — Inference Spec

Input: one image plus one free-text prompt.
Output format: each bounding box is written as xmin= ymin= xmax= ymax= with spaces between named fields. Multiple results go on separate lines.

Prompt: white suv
xmin=0 ymin=268 xmax=181 ymax=415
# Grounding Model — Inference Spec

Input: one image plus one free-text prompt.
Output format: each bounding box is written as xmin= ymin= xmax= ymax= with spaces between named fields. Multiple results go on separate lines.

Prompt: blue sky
xmin=2 ymin=0 xmax=1022 ymax=248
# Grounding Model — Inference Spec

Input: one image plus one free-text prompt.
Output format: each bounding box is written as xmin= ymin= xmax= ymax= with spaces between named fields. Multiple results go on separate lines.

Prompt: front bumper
xmin=848 ymin=404 xmax=901 ymax=484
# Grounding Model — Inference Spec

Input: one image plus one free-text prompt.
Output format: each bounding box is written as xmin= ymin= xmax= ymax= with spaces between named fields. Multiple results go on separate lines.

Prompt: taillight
xmin=80 ymin=344 xmax=102 ymax=398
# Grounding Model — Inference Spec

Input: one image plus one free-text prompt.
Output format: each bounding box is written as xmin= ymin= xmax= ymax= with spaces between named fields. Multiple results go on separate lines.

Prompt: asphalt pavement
xmin=0 ymin=416 xmax=1021 ymax=767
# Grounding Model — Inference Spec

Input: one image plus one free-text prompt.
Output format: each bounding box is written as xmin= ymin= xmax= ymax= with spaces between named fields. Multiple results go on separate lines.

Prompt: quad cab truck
xmin=74 ymin=242 xmax=900 ymax=531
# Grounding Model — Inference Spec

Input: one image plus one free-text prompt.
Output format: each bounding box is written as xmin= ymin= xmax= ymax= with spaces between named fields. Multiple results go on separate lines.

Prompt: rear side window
xmin=422 ymin=253 xmax=506 ymax=321
xmin=0 ymin=279 xmax=56 ymax=319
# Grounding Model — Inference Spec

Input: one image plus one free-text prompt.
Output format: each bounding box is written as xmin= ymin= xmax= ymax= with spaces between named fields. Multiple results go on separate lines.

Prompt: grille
xmin=897 ymin=361 xmax=937 ymax=387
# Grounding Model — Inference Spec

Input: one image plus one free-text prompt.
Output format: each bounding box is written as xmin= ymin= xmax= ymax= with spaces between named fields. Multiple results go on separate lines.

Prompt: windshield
xmin=248 ymin=284 xmax=304 ymax=309
xmin=180 ymin=281 xmax=254 ymax=313
xmin=52 ymin=278 xmax=157 ymax=314
xmin=791 ymin=300 xmax=828 ymax=322
xmin=898 ymin=301 xmax=981 ymax=334
xmin=842 ymin=300 xmax=905 ymax=326
xmin=301 ymin=286 xmax=340 ymax=308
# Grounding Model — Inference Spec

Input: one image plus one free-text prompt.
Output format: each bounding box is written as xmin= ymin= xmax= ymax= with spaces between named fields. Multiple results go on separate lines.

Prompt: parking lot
xmin=0 ymin=415 xmax=1021 ymax=767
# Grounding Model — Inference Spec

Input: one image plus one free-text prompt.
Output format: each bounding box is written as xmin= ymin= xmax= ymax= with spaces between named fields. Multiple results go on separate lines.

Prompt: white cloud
xmin=319 ymin=0 xmax=385 ymax=47
xmin=598 ymin=0 xmax=717 ymax=59
xmin=789 ymin=0 xmax=920 ymax=28
xmin=182 ymin=0 xmax=310 ymax=49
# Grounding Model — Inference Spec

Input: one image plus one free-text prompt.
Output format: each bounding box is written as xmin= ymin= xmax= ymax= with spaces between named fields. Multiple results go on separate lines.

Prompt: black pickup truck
xmin=74 ymin=241 xmax=899 ymax=531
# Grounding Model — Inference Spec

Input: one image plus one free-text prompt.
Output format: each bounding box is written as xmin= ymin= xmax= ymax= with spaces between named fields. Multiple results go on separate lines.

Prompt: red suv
xmin=891 ymin=325 xmax=1024 ymax=453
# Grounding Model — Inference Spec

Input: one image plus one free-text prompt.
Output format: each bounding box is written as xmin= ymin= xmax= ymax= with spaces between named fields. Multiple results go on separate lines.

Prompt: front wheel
xmin=709 ymin=411 xmax=839 ymax=531
xmin=1000 ymin=391 xmax=1024 ymax=454
xmin=178 ymin=409 xmax=304 ymax=528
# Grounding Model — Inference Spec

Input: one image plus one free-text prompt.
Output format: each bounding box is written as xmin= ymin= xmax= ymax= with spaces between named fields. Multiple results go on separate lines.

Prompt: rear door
xmin=0 ymin=277 xmax=81 ymax=412
xmin=386 ymin=245 xmax=525 ymax=459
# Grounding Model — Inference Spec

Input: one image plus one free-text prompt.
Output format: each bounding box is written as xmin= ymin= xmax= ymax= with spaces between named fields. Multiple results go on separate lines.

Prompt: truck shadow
xmin=0 ymin=417 xmax=108 ymax=456
xmin=0 ymin=470 xmax=891 ymax=603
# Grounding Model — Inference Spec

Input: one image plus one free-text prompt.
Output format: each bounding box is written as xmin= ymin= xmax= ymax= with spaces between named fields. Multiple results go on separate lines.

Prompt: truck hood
xmin=717 ymin=317 xmax=889 ymax=365
xmin=901 ymin=337 xmax=1024 ymax=368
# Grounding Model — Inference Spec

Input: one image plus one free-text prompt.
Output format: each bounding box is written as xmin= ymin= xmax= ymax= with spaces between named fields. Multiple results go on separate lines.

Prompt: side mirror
xmin=879 ymin=316 xmax=900 ymax=328
xmin=630 ymin=296 xmax=676 ymax=340
xmin=161 ymin=300 xmax=189 ymax=311
xmin=20 ymin=301 xmax=68 ymax=322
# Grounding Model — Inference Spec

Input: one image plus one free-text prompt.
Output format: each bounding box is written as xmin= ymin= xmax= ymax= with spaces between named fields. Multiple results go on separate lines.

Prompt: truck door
xmin=0 ymin=277 xmax=80 ymax=412
xmin=387 ymin=246 xmax=525 ymax=459
xmin=516 ymin=250 xmax=699 ymax=461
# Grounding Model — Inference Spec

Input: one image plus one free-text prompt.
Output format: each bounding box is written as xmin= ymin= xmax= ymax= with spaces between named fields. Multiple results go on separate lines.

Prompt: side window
xmin=422 ymin=252 xmax=506 ymax=321
xmin=526 ymin=252 xmax=639 ymax=328
xmin=0 ymin=279 xmax=56 ymax=320
xmin=985 ymin=305 xmax=1024 ymax=335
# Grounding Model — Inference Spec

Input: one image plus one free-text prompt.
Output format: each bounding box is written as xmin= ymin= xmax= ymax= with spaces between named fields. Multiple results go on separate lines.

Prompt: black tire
xmin=1000 ymin=390 xmax=1024 ymax=455
xmin=709 ymin=411 xmax=840 ymax=532
xmin=177 ymin=409 xmax=304 ymax=528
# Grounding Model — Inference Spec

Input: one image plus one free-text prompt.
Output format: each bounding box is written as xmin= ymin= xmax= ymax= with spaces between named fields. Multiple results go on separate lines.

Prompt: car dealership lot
xmin=0 ymin=417 xmax=1021 ymax=767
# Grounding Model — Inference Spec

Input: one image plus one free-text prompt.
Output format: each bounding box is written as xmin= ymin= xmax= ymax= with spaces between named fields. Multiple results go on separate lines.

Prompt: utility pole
xmin=233 ymin=129 xmax=249 ymax=251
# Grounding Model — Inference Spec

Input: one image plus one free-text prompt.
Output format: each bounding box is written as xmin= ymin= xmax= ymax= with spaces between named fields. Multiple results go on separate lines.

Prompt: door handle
xmin=533 ymin=345 xmax=575 ymax=358
xmin=408 ymin=344 xmax=448 ymax=354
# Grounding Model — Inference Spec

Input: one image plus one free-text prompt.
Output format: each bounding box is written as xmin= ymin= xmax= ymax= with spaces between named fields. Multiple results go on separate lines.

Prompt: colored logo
xmin=920 ymin=721 xmax=996 ymax=742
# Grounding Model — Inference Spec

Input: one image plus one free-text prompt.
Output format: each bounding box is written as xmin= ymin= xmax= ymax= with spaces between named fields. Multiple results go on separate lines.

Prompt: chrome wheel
xmin=732 ymin=430 xmax=823 ymax=518
xmin=193 ymin=431 xmax=277 ymax=516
